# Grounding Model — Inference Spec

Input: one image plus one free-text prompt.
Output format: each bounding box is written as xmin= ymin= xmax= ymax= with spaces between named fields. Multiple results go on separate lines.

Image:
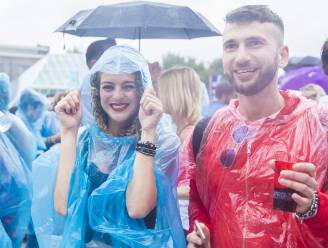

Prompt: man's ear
xmin=278 ymin=45 xmax=289 ymax=69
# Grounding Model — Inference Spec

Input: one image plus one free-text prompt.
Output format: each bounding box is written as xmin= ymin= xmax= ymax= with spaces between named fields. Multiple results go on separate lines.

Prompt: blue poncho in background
xmin=0 ymin=130 xmax=32 ymax=247
xmin=16 ymin=88 xmax=58 ymax=152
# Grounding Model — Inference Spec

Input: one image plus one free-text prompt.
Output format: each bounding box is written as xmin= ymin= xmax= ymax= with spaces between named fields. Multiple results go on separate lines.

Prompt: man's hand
xmin=270 ymin=160 xmax=319 ymax=213
xmin=187 ymin=222 xmax=211 ymax=248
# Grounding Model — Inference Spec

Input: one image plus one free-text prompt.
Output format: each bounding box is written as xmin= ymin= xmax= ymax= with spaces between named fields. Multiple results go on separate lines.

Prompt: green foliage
xmin=162 ymin=53 xmax=223 ymax=85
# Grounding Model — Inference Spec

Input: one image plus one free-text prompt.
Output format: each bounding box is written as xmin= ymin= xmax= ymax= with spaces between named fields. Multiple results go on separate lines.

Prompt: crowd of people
xmin=0 ymin=4 xmax=328 ymax=248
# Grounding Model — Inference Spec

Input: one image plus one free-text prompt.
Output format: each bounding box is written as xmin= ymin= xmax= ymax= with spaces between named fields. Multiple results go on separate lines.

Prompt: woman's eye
xmin=102 ymin=85 xmax=114 ymax=91
xmin=123 ymin=84 xmax=136 ymax=90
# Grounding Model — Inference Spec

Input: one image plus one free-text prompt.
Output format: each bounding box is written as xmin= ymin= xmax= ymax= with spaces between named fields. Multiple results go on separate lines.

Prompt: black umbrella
xmin=56 ymin=1 xmax=221 ymax=50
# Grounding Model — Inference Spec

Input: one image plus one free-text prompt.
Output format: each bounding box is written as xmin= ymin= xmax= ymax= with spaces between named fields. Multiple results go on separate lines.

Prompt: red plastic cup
xmin=273 ymin=161 xmax=297 ymax=212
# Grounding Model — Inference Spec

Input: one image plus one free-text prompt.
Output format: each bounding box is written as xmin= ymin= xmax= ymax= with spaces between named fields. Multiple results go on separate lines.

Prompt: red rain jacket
xmin=189 ymin=91 xmax=328 ymax=247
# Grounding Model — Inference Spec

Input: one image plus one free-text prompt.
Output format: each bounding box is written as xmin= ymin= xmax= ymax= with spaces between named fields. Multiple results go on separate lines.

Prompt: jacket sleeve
xmin=303 ymin=192 xmax=328 ymax=245
xmin=187 ymin=137 xmax=210 ymax=232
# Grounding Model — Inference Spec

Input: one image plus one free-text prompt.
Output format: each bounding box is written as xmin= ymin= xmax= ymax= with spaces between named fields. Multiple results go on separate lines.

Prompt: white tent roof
xmin=17 ymin=53 xmax=88 ymax=92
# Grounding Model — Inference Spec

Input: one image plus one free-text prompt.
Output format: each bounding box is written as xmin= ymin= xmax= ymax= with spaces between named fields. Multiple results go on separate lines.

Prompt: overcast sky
xmin=1 ymin=0 xmax=328 ymax=64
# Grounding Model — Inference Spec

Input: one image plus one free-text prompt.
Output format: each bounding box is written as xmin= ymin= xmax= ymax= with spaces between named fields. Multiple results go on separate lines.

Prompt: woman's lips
xmin=110 ymin=103 xmax=129 ymax=112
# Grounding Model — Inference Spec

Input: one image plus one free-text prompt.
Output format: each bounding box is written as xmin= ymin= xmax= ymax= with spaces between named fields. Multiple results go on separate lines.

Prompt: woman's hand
xmin=55 ymin=90 xmax=82 ymax=132
xmin=139 ymin=88 xmax=163 ymax=134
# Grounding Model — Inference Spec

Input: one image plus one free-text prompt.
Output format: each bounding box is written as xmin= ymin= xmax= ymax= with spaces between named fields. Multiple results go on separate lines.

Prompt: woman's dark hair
xmin=90 ymin=71 xmax=144 ymax=136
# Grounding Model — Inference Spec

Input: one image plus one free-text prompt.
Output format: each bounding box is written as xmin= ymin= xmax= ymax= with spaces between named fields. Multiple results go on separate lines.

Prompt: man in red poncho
xmin=187 ymin=5 xmax=328 ymax=248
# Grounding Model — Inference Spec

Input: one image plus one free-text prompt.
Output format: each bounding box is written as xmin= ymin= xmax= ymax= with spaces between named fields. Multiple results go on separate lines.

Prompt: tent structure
xmin=15 ymin=53 xmax=88 ymax=97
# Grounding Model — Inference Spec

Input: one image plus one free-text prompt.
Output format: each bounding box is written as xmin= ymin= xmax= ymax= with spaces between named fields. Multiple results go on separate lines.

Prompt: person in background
xmin=16 ymin=88 xmax=57 ymax=153
xmin=321 ymin=39 xmax=328 ymax=75
xmin=158 ymin=66 xmax=202 ymax=234
xmin=202 ymin=79 xmax=235 ymax=118
xmin=187 ymin=5 xmax=328 ymax=247
xmin=200 ymin=82 xmax=210 ymax=109
xmin=300 ymin=83 xmax=326 ymax=102
xmin=0 ymin=73 xmax=33 ymax=247
xmin=0 ymin=73 xmax=36 ymax=166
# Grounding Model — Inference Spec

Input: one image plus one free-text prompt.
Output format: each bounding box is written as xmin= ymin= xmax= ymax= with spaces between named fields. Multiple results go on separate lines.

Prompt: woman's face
xmin=26 ymin=102 xmax=43 ymax=122
xmin=99 ymin=73 xmax=139 ymax=127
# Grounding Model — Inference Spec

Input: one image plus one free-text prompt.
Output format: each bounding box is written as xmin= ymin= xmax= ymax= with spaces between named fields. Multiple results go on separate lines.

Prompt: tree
xmin=161 ymin=53 xmax=223 ymax=84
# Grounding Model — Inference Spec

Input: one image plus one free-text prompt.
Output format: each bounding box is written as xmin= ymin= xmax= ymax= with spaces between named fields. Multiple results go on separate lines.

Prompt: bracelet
xmin=295 ymin=191 xmax=319 ymax=223
xmin=136 ymin=141 xmax=157 ymax=157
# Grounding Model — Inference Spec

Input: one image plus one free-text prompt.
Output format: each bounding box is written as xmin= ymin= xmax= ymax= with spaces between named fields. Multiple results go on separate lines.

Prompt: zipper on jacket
xmin=243 ymin=142 xmax=252 ymax=248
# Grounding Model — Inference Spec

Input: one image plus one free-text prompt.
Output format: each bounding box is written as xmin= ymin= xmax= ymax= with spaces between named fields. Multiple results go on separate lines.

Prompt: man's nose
xmin=235 ymin=45 xmax=251 ymax=67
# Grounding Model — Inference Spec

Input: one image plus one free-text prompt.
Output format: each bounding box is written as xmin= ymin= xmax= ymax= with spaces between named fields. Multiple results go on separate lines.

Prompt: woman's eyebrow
xmin=100 ymin=81 xmax=113 ymax=85
xmin=123 ymin=80 xmax=136 ymax=84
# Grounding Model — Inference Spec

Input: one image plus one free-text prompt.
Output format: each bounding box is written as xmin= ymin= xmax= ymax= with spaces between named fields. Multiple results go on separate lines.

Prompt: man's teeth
xmin=236 ymin=69 xmax=255 ymax=73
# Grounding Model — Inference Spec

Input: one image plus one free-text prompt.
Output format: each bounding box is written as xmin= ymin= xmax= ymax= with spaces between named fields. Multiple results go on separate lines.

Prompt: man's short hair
xmin=225 ymin=5 xmax=284 ymax=34
xmin=86 ymin=38 xmax=117 ymax=68
xmin=321 ymin=39 xmax=328 ymax=75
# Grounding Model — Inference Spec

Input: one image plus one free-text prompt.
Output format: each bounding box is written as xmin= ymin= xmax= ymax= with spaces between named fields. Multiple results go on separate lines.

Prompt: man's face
xmin=222 ymin=22 xmax=288 ymax=96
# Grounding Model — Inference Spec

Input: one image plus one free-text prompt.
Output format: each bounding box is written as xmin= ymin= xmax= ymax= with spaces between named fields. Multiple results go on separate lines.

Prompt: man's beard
xmin=226 ymin=60 xmax=279 ymax=97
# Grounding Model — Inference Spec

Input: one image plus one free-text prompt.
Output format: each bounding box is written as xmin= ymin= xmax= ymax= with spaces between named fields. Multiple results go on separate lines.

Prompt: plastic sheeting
xmin=62 ymin=123 xmax=184 ymax=247
xmin=0 ymin=132 xmax=32 ymax=247
xmin=188 ymin=91 xmax=328 ymax=247
xmin=33 ymin=45 xmax=185 ymax=247
xmin=0 ymin=221 xmax=12 ymax=248
xmin=4 ymin=113 xmax=36 ymax=169
xmin=31 ymin=144 xmax=66 ymax=248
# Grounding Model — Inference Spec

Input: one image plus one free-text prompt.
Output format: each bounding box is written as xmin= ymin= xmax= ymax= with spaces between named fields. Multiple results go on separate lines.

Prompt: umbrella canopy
xmin=56 ymin=1 xmax=221 ymax=40
xmin=284 ymin=56 xmax=321 ymax=72
xmin=279 ymin=66 xmax=328 ymax=93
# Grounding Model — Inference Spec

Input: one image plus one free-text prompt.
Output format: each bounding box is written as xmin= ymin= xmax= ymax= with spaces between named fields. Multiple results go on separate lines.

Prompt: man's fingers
xmin=187 ymin=231 xmax=203 ymax=246
xmin=278 ymin=178 xmax=314 ymax=198
xmin=280 ymin=170 xmax=318 ymax=190
xmin=292 ymin=163 xmax=316 ymax=178
xmin=292 ymin=193 xmax=312 ymax=208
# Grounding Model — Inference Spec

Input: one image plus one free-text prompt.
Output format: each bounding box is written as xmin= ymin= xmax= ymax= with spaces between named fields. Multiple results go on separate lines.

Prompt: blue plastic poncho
xmin=16 ymin=88 xmax=57 ymax=152
xmin=80 ymin=74 xmax=94 ymax=125
xmin=0 ymin=129 xmax=32 ymax=247
xmin=32 ymin=45 xmax=185 ymax=247
xmin=0 ymin=75 xmax=36 ymax=167
xmin=0 ymin=221 xmax=12 ymax=248
xmin=0 ymin=73 xmax=10 ymax=111
xmin=3 ymin=113 xmax=36 ymax=169
xmin=31 ymin=144 xmax=66 ymax=248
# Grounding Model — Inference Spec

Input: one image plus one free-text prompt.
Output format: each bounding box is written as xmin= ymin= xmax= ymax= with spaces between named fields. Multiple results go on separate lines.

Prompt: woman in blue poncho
xmin=53 ymin=45 xmax=185 ymax=247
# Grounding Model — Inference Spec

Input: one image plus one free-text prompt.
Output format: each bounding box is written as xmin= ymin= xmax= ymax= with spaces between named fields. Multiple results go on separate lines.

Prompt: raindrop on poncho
xmin=32 ymin=45 xmax=185 ymax=248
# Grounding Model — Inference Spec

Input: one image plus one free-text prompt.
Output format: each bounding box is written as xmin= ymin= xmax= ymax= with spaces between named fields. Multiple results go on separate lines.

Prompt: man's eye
xmin=248 ymin=40 xmax=264 ymax=48
xmin=224 ymin=43 xmax=237 ymax=51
